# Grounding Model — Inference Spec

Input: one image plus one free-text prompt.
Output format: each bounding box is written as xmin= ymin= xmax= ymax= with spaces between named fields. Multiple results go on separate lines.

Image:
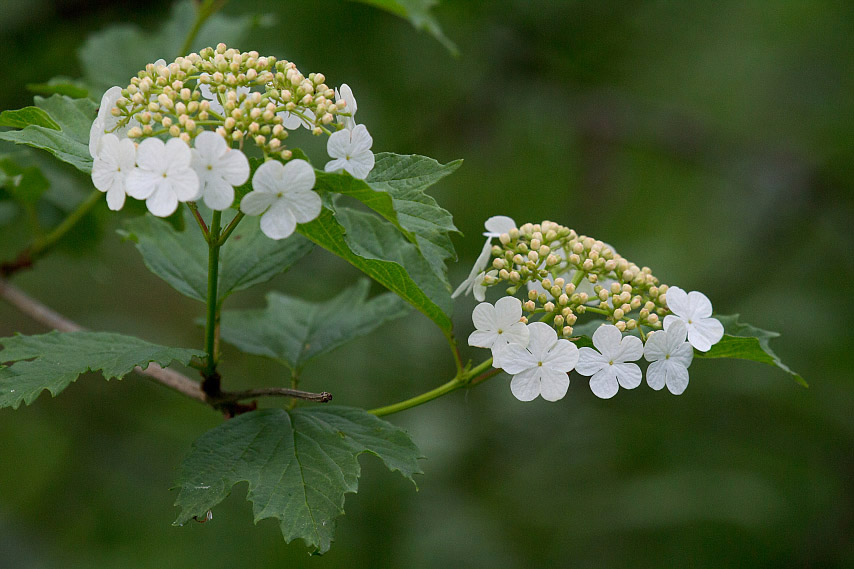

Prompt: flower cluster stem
xmin=202 ymin=211 xmax=223 ymax=378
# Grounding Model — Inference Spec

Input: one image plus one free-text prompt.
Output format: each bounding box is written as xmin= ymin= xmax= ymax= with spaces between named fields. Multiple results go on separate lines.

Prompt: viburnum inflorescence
xmin=88 ymin=44 xmax=375 ymax=237
xmin=460 ymin=217 xmax=725 ymax=401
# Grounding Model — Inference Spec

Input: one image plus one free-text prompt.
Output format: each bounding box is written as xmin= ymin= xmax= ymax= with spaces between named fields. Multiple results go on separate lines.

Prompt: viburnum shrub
xmin=0 ymin=3 xmax=803 ymax=555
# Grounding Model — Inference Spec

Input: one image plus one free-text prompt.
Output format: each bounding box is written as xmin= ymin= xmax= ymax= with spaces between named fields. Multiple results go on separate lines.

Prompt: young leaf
xmin=351 ymin=0 xmax=458 ymax=55
xmin=316 ymin=153 xmax=461 ymax=285
xmin=0 ymin=95 xmax=97 ymax=173
xmin=219 ymin=280 xmax=411 ymax=371
xmin=79 ymin=0 xmax=263 ymax=94
xmin=694 ymin=314 xmax=806 ymax=386
xmin=26 ymin=77 xmax=90 ymax=99
xmin=0 ymin=331 xmax=204 ymax=409
xmin=298 ymin=205 xmax=453 ymax=331
xmin=173 ymin=407 xmax=422 ymax=553
xmin=120 ymin=211 xmax=313 ymax=303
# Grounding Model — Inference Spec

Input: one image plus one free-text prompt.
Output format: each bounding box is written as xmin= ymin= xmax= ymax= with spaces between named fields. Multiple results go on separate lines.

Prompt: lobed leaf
xmin=0 ymin=107 xmax=60 ymax=130
xmin=298 ymin=205 xmax=453 ymax=331
xmin=0 ymin=331 xmax=204 ymax=409
xmin=316 ymin=153 xmax=461 ymax=287
xmin=0 ymin=95 xmax=97 ymax=174
xmin=120 ymin=210 xmax=313 ymax=303
xmin=173 ymin=407 xmax=422 ymax=553
xmin=26 ymin=77 xmax=91 ymax=99
xmin=695 ymin=314 xmax=806 ymax=386
xmin=219 ymin=279 xmax=411 ymax=371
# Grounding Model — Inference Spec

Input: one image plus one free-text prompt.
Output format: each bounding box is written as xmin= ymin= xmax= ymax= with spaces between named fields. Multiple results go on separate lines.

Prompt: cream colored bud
xmin=527 ymin=251 xmax=539 ymax=264
xmin=215 ymin=126 xmax=227 ymax=137
xmin=558 ymin=294 xmax=569 ymax=306
xmin=562 ymin=326 xmax=573 ymax=336
xmin=565 ymin=283 xmax=576 ymax=294
xmin=542 ymin=278 xmax=552 ymax=290
xmin=175 ymin=102 xmax=187 ymax=115
xmin=161 ymin=117 xmax=173 ymax=127
xmin=528 ymin=289 xmax=538 ymax=301
xmin=588 ymin=273 xmax=598 ymax=283
xmin=248 ymin=122 xmax=260 ymax=133
xmin=322 ymin=113 xmax=334 ymax=124
xmin=648 ymin=313 xmax=660 ymax=325
xmin=168 ymin=125 xmax=180 ymax=137
xmin=185 ymin=119 xmax=196 ymax=131
xmin=613 ymin=321 xmax=625 ymax=332
xmin=566 ymin=313 xmax=577 ymax=325
xmin=131 ymin=92 xmax=144 ymax=105
xmin=198 ymin=111 xmax=209 ymax=121
xmin=538 ymin=245 xmax=550 ymax=258
xmin=553 ymin=315 xmax=564 ymax=328
xmin=582 ymin=259 xmax=594 ymax=271
xmin=630 ymin=297 xmax=642 ymax=310
xmin=509 ymin=271 xmax=521 ymax=283
xmin=250 ymin=108 xmax=261 ymax=119
xmin=268 ymin=138 xmax=281 ymax=150
xmin=613 ymin=308 xmax=625 ymax=320
xmin=179 ymin=132 xmax=190 ymax=143
xmin=232 ymin=130 xmax=244 ymax=141
xmin=572 ymin=242 xmax=584 ymax=254
xmin=639 ymin=308 xmax=650 ymax=319
xmin=599 ymin=289 xmax=609 ymax=301
xmin=142 ymin=124 xmax=153 ymax=135
xmin=127 ymin=126 xmax=142 ymax=138
xmin=492 ymin=258 xmax=505 ymax=270
xmin=644 ymin=301 xmax=656 ymax=311
xmin=508 ymin=228 xmax=519 ymax=240
xmin=625 ymin=319 xmax=637 ymax=330
xmin=578 ymin=292 xmax=589 ymax=303
xmin=568 ymin=253 xmax=580 ymax=265
xmin=620 ymin=303 xmax=631 ymax=314
xmin=659 ymin=293 xmax=666 ymax=306
xmin=524 ymin=300 xmax=536 ymax=312
xmin=512 ymin=254 xmax=524 ymax=265
xmin=254 ymin=135 xmax=265 ymax=145
xmin=224 ymin=117 xmax=236 ymax=129
xmin=531 ymin=238 xmax=541 ymax=250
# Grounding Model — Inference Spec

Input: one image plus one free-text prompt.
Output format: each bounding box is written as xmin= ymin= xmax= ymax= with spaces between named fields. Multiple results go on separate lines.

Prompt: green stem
xmin=30 ymin=189 xmax=103 ymax=258
xmin=178 ymin=0 xmax=222 ymax=57
xmin=445 ymin=331 xmax=463 ymax=375
xmin=217 ymin=212 xmax=244 ymax=245
xmin=571 ymin=269 xmax=587 ymax=288
xmin=368 ymin=357 xmax=495 ymax=417
xmin=584 ymin=306 xmax=610 ymax=316
xmin=203 ymin=211 xmax=223 ymax=376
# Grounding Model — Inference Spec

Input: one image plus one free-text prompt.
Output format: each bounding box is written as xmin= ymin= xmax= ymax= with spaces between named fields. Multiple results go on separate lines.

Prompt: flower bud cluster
xmin=106 ymin=44 xmax=346 ymax=159
xmin=487 ymin=220 xmax=670 ymax=338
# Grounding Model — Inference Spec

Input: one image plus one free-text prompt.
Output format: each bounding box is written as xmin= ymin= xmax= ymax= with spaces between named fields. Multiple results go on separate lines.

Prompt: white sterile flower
xmin=324 ymin=124 xmax=375 ymax=180
xmin=500 ymin=322 xmax=579 ymax=402
xmin=663 ymin=286 xmax=724 ymax=352
xmin=576 ymin=324 xmax=644 ymax=399
xmin=643 ymin=319 xmax=693 ymax=395
xmin=91 ymin=133 xmax=136 ymax=211
xmin=468 ymin=296 xmax=530 ymax=367
xmin=125 ymin=137 xmax=200 ymax=217
xmin=278 ymin=108 xmax=316 ymax=130
xmin=240 ymin=159 xmax=319 ymax=240
xmin=190 ymin=131 xmax=250 ymax=210
xmin=452 ymin=216 xmax=517 ymax=298
xmin=335 ymin=84 xmax=357 ymax=130
xmin=89 ymin=86 xmax=138 ymax=158
xmin=473 ymin=270 xmax=497 ymax=302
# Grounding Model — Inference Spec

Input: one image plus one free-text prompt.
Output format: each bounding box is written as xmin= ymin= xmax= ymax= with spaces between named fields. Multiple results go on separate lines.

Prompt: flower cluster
xmin=88 ymin=44 xmax=376 ymax=239
xmin=460 ymin=218 xmax=725 ymax=401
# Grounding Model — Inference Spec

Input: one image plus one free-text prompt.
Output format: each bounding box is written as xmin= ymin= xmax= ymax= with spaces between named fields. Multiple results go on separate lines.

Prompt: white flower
xmin=663 ymin=286 xmax=724 ymax=352
xmin=240 ymin=159 xmax=320 ymax=240
xmin=452 ymin=216 xmax=516 ymax=299
xmin=125 ymin=137 xmax=199 ymax=217
xmin=89 ymin=86 xmax=138 ymax=158
xmin=278 ymin=108 xmax=316 ymax=130
xmin=468 ymin=296 xmax=530 ymax=367
xmin=335 ymin=84 xmax=357 ymax=130
xmin=324 ymin=124 xmax=375 ymax=180
xmin=500 ymin=322 xmax=579 ymax=402
xmin=576 ymin=324 xmax=643 ymax=399
xmin=91 ymin=133 xmax=136 ymax=211
xmin=643 ymin=319 xmax=693 ymax=395
xmin=199 ymin=75 xmax=251 ymax=116
xmin=190 ymin=131 xmax=250 ymax=210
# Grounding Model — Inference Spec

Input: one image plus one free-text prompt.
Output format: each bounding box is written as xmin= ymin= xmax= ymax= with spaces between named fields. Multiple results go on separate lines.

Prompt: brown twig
xmin=0 ymin=277 xmax=332 ymax=408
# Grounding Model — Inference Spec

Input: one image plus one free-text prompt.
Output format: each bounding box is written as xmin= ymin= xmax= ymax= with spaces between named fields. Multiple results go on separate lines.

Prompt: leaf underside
xmin=173 ymin=407 xmax=422 ymax=553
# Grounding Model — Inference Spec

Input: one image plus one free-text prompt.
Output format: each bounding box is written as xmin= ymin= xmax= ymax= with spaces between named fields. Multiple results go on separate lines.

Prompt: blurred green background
xmin=1 ymin=1 xmax=852 ymax=567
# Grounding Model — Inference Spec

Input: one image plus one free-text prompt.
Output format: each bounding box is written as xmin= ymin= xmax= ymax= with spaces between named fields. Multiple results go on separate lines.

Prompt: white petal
xmin=664 ymin=286 xmax=689 ymax=317
xmin=614 ymin=362 xmax=642 ymax=389
xmin=543 ymin=339 xmax=579 ymax=373
xmin=499 ymin=321 xmax=530 ymax=348
xmin=643 ymin=330 xmax=669 ymax=362
xmin=468 ymin=329 xmax=498 ymax=349
xmin=471 ymin=302 xmax=497 ymax=332
xmin=105 ymin=185 xmax=126 ymax=211
xmin=686 ymin=290 xmax=714 ymax=319
xmin=591 ymin=324 xmax=623 ymax=360
xmin=452 ymin=240 xmax=493 ymax=298
xmin=193 ymin=130 xmax=227 ymax=160
xmin=588 ymin=367 xmax=619 ymax=399
xmin=168 ymin=168 xmax=200 ymax=202
xmin=687 ymin=317 xmax=724 ymax=352
xmin=526 ymin=322 xmax=558 ymax=361
xmin=646 ymin=361 xmax=667 ymax=390
xmin=240 ymin=191 xmax=276 ymax=215
xmin=281 ymin=159 xmax=316 ymax=193
xmin=345 ymin=150 xmax=375 ymax=180
xmin=500 ymin=344 xmax=536 ymax=374
xmin=510 ymin=368 xmax=541 ymax=402
xmin=349 ymin=124 xmax=373 ymax=154
xmin=575 ymin=347 xmax=606 ymax=376
xmin=538 ymin=367 xmax=570 ymax=401
xmin=135 ymin=138 xmax=166 ymax=172
xmin=665 ymin=363 xmax=690 ymax=395
xmin=324 ymin=157 xmax=349 ymax=173
xmin=252 ymin=160 xmax=283 ymax=194
xmin=259 ymin=200 xmax=297 ymax=239
xmin=201 ymin=177 xmax=235 ymax=210
xmin=125 ymin=169 xmax=157 ymax=199
xmin=483 ymin=215 xmax=516 ymax=236
xmin=670 ymin=342 xmax=694 ymax=368
xmin=216 ymin=148 xmax=250 ymax=185
xmin=326 ymin=129 xmax=351 ymax=160
xmin=163 ymin=138 xmax=192 ymax=172
xmin=614 ymin=334 xmax=643 ymax=363
xmin=493 ymin=296 xmax=523 ymax=326
xmin=146 ymin=185 xmax=179 ymax=217
xmin=284 ymin=188 xmax=322 ymax=223
xmin=89 ymin=117 xmax=104 ymax=158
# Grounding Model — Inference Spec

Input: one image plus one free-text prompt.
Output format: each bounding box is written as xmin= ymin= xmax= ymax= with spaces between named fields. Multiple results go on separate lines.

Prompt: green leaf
xmin=119 ymin=210 xmax=313 ymax=303
xmin=351 ymin=0 xmax=457 ymax=55
xmin=219 ymin=280 xmax=411 ymax=371
xmin=694 ymin=314 xmax=806 ymax=387
xmin=316 ymin=153 xmax=461 ymax=285
xmin=0 ymin=155 xmax=50 ymax=205
xmin=0 ymin=331 xmax=204 ymax=409
xmin=173 ymin=407 xmax=422 ymax=553
xmin=0 ymin=107 xmax=60 ymax=130
xmin=79 ymin=1 xmax=265 ymax=94
xmin=0 ymin=95 xmax=97 ymax=173
xmin=298 ymin=205 xmax=453 ymax=331
xmin=26 ymin=77 xmax=91 ymax=99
